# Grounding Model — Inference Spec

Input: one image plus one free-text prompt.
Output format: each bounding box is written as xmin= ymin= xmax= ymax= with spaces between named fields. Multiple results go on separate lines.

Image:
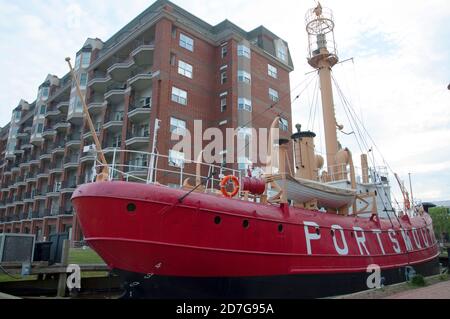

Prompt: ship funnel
xmin=292 ymin=124 xmax=321 ymax=181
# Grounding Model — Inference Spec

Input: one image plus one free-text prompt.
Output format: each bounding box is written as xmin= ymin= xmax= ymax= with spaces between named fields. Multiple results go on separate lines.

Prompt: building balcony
xmin=17 ymin=132 xmax=30 ymax=140
xmin=54 ymin=121 xmax=71 ymax=132
xmin=103 ymin=112 xmax=124 ymax=132
xmin=128 ymin=72 xmax=153 ymax=91
xmin=88 ymin=72 xmax=112 ymax=92
xmin=46 ymin=184 xmax=62 ymax=197
xmin=56 ymin=101 xmax=69 ymax=112
xmin=66 ymin=134 xmax=81 ymax=149
xmin=37 ymin=169 xmax=50 ymax=180
xmin=21 ymin=143 xmax=33 ymax=150
xmin=125 ymin=159 xmax=149 ymax=176
xmin=45 ymin=107 xmax=61 ymax=120
xmin=13 ymin=150 xmax=24 ymax=157
xmin=64 ymin=156 xmax=79 ymax=169
xmin=25 ymin=173 xmax=38 ymax=183
xmin=131 ymin=43 xmax=155 ymax=66
xmin=61 ymin=179 xmax=77 ymax=193
xmin=51 ymin=142 xmax=65 ymax=155
xmin=30 ymin=135 xmax=44 ymax=146
xmin=49 ymin=163 xmax=64 ymax=175
xmin=125 ymin=131 xmax=150 ymax=149
xmin=11 ymin=166 xmax=20 ymax=173
xmin=19 ymin=160 xmax=31 ymax=169
xmin=104 ymin=84 xmax=127 ymax=103
xmin=128 ymin=101 xmax=151 ymax=122
xmin=29 ymin=158 xmax=41 ymax=166
xmin=34 ymin=191 xmax=47 ymax=201
xmin=88 ymin=101 xmax=106 ymax=115
xmin=107 ymin=58 xmax=135 ymax=82
xmin=80 ymin=154 xmax=96 ymax=164
xmin=39 ymin=152 xmax=52 ymax=161
xmin=42 ymin=127 xmax=57 ymax=140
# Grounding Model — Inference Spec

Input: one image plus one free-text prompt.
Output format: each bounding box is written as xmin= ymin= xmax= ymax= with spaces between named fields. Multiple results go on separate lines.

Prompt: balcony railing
xmin=62 ymin=178 xmax=77 ymax=190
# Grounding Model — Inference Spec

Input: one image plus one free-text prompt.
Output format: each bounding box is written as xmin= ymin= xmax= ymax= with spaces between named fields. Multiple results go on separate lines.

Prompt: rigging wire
xmin=331 ymin=73 xmax=400 ymax=223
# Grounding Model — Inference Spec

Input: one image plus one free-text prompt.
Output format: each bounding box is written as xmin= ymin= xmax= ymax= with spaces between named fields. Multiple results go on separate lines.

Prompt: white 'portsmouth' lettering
xmin=388 ymin=229 xmax=401 ymax=253
xmin=304 ymin=221 xmax=321 ymax=255
xmin=331 ymin=225 xmax=348 ymax=255
xmin=353 ymin=227 xmax=370 ymax=255
xmin=400 ymin=229 xmax=413 ymax=251
xmin=372 ymin=229 xmax=385 ymax=255
xmin=421 ymin=227 xmax=429 ymax=247
xmin=411 ymin=228 xmax=422 ymax=249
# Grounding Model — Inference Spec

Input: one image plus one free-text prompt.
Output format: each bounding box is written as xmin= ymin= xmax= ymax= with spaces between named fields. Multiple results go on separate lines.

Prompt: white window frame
xmin=237 ymin=70 xmax=251 ymax=84
xmin=277 ymin=46 xmax=288 ymax=62
xmin=237 ymin=45 xmax=251 ymax=58
xmin=81 ymin=52 xmax=91 ymax=68
xmin=178 ymin=60 xmax=193 ymax=78
xmin=220 ymin=98 xmax=227 ymax=112
xmin=279 ymin=118 xmax=289 ymax=131
xmin=221 ymin=71 xmax=227 ymax=84
xmin=179 ymin=33 xmax=194 ymax=52
xmin=171 ymin=87 xmax=188 ymax=105
xmin=268 ymin=64 xmax=278 ymax=78
xmin=269 ymin=88 xmax=279 ymax=102
xmin=170 ymin=117 xmax=186 ymax=136
xmin=139 ymin=97 xmax=152 ymax=108
xmin=79 ymin=73 xmax=88 ymax=88
xmin=169 ymin=149 xmax=185 ymax=168
xmin=221 ymin=46 xmax=228 ymax=58
xmin=238 ymin=98 xmax=252 ymax=112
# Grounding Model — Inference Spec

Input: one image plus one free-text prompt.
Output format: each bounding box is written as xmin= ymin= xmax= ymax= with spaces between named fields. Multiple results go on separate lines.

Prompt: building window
xmin=37 ymin=123 xmax=44 ymax=134
xmin=237 ymin=44 xmax=251 ymax=58
xmin=79 ymin=73 xmax=88 ymax=88
xmin=279 ymin=118 xmax=289 ymax=131
xmin=179 ymin=33 xmax=194 ymax=52
xmin=269 ymin=88 xmax=279 ymax=102
xmin=277 ymin=46 xmax=288 ymax=62
xmin=220 ymin=98 xmax=227 ymax=112
xmin=170 ymin=117 xmax=186 ymax=136
xmin=178 ymin=60 xmax=193 ymax=78
xmin=221 ymin=71 xmax=227 ymax=84
xmin=237 ymin=70 xmax=251 ymax=84
xmin=39 ymin=105 xmax=46 ymax=115
xmin=74 ymin=54 xmax=81 ymax=70
xmin=81 ymin=52 xmax=91 ymax=68
xmin=170 ymin=53 xmax=176 ymax=66
xmin=169 ymin=150 xmax=185 ymax=168
xmin=171 ymin=26 xmax=177 ymax=38
xmin=221 ymin=46 xmax=228 ymax=58
xmin=238 ymin=98 xmax=252 ymax=112
xmin=171 ymin=87 xmax=188 ymax=105
xmin=139 ymin=97 xmax=152 ymax=108
xmin=268 ymin=64 xmax=278 ymax=78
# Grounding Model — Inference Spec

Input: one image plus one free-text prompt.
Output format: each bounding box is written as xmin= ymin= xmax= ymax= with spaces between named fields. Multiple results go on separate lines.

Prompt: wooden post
xmin=57 ymin=239 xmax=70 ymax=298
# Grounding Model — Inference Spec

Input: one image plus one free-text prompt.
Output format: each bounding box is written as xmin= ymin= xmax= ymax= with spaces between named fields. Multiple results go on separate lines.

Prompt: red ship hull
xmin=72 ymin=182 xmax=440 ymax=298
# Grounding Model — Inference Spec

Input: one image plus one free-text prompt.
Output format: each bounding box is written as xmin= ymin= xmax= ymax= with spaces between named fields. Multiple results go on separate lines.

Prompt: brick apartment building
xmin=0 ymin=0 xmax=294 ymax=243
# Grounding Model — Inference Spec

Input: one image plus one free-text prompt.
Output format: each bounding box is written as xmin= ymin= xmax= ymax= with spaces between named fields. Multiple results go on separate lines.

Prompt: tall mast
xmin=305 ymin=3 xmax=340 ymax=177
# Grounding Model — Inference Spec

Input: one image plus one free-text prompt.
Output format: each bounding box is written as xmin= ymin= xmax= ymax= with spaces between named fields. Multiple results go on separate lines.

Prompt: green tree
xmin=429 ymin=207 xmax=450 ymax=243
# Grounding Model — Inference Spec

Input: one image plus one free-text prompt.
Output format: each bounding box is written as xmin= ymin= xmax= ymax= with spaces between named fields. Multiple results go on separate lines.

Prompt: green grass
xmin=69 ymin=248 xmax=108 ymax=278
xmin=0 ymin=248 xmax=108 ymax=282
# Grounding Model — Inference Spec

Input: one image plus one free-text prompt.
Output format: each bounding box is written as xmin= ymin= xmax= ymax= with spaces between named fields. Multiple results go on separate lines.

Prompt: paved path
xmin=385 ymin=280 xmax=450 ymax=299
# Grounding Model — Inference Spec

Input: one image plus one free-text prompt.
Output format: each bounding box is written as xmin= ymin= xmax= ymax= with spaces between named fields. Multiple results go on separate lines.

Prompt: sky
xmin=0 ymin=0 xmax=449 ymax=203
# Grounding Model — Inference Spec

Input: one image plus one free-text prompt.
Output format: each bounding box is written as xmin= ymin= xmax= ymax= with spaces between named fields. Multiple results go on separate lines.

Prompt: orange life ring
xmin=220 ymin=175 xmax=240 ymax=198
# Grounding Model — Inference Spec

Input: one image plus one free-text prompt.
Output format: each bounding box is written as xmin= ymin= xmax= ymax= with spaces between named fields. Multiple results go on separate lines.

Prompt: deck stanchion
xmin=56 ymin=239 xmax=70 ymax=298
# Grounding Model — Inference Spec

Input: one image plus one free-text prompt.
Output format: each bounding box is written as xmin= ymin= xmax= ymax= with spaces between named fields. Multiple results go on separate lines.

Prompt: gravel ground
xmin=385 ymin=280 xmax=450 ymax=299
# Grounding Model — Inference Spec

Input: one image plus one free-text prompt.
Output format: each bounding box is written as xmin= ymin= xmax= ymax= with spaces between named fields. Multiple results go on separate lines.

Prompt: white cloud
xmin=0 ymin=0 xmax=449 ymax=202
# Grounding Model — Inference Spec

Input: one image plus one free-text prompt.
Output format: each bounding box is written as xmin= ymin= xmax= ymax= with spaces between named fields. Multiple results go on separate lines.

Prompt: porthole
xmin=127 ymin=203 xmax=136 ymax=212
xmin=278 ymin=224 xmax=284 ymax=233
xmin=214 ymin=216 xmax=222 ymax=225
xmin=243 ymin=220 xmax=250 ymax=229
